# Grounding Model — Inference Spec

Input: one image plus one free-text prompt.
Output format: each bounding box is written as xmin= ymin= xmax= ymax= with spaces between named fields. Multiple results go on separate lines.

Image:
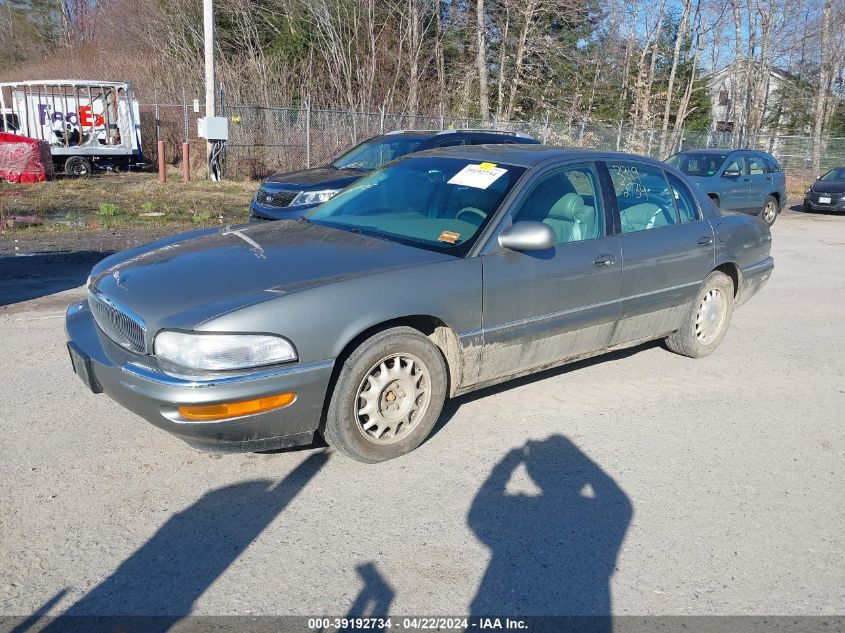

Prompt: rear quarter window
xmin=764 ymin=155 xmax=782 ymax=173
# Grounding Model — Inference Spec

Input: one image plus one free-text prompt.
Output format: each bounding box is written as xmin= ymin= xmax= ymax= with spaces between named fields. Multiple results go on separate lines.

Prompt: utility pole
xmin=203 ymin=0 xmax=215 ymax=173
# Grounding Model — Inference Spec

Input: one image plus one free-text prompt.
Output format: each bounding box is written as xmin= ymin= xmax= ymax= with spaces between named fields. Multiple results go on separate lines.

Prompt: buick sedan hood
xmin=90 ymin=221 xmax=450 ymax=330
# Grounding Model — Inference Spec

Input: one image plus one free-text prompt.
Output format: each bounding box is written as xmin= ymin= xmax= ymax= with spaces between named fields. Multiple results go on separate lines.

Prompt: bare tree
xmin=475 ymin=0 xmax=490 ymax=121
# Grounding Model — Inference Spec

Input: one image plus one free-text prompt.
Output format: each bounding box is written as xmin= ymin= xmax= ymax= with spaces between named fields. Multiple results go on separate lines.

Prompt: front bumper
xmin=249 ymin=200 xmax=319 ymax=222
xmin=804 ymin=196 xmax=845 ymax=212
xmin=65 ymin=300 xmax=334 ymax=452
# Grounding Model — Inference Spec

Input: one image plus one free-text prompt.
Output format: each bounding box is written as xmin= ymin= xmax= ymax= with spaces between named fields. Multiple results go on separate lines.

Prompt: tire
xmin=322 ymin=326 xmax=448 ymax=463
xmin=760 ymin=195 xmax=779 ymax=226
xmin=65 ymin=156 xmax=93 ymax=178
xmin=666 ymin=271 xmax=735 ymax=358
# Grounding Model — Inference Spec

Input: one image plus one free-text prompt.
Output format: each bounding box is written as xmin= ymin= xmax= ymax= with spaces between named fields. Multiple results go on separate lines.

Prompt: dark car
xmin=665 ymin=149 xmax=786 ymax=226
xmin=67 ymin=146 xmax=772 ymax=463
xmin=249 ymin=129 xmax=540 ymax=221
xmin=803 ymin=167 xmax=845 ymax=213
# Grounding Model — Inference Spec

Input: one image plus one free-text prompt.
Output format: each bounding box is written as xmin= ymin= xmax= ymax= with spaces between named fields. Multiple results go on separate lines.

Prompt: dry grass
xmin=0 ymin=169 xmax=255 ymax=235
xmin=786 ymin=174 xmax=812 ymax=198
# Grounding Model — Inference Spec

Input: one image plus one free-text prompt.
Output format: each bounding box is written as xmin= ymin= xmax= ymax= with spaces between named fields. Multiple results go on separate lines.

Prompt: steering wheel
xmin=455 ymin=207 xmax=487 ymax=224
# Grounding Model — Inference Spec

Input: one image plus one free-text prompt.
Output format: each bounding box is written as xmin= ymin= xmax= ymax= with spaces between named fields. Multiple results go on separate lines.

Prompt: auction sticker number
xmin=448 ymin=163 xmax=507 ymax=189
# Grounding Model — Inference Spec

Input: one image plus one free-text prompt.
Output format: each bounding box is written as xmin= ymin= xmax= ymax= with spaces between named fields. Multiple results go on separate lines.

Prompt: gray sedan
xmin=66 ymin=146 xmax=774 ymax=463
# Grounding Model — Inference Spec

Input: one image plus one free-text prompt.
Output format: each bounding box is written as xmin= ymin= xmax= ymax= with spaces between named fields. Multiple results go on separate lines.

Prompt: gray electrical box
xmin=197 ymin=116 xmax=229 ymax=141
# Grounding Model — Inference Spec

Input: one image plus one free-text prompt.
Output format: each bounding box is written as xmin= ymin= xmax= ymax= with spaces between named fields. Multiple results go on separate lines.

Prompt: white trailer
xmin=0 ymin=80 xmax=143 ymax=176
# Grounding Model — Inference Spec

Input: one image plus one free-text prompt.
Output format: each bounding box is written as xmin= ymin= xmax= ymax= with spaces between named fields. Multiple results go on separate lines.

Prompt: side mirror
xmin=498 ymin=221 xmax=555 ymax=251
xmin=722 ymin=169 xmax=741 ymax=178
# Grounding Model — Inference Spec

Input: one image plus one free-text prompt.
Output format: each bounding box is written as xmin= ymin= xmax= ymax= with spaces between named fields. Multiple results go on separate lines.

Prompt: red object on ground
xmin=0 ymin=132 xmax=53 ymax=184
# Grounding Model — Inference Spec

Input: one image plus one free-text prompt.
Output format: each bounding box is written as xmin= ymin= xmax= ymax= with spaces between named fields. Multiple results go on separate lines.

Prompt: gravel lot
xmin=0 ymin=208 xmax=843 ymax=620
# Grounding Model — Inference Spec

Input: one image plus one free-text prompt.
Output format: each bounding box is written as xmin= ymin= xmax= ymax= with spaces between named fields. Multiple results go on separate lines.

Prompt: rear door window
xmin=606 ymin=161 xmax=679 ymax=233
xmin=763 ymin=155 xmax=782 ymax=173
xmin=747 ymin=155 xmax=766 ymax=175
xmin=666 ymin=173 xmax=700 ymax=223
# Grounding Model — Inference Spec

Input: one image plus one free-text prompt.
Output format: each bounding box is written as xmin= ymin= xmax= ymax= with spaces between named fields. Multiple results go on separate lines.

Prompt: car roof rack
xmin=385 ymin=128 xmax=532 ymax=139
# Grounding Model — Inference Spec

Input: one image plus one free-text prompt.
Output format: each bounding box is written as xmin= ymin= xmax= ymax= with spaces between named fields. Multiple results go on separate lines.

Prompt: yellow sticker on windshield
xmin=438 ymin=230 xmax=461 ymax=244
xmin=479 ymin=162 xmax=497 ymax=170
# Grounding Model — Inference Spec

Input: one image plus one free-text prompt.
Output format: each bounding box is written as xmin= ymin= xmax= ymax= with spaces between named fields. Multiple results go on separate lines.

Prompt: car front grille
xmin=87 ymin=289 xmax=147 ymax=354
xmin=255 ymin=188 xmax=300 ymax=208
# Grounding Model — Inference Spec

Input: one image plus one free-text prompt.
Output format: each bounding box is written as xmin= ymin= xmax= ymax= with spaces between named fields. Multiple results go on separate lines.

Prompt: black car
xmin=249 ymin=129 xmax=540 ymax=221
xmin=803 ymin=166 xmax=845 ymax=213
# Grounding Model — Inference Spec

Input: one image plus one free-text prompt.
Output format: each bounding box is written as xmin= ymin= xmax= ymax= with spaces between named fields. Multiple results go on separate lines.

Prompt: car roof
xmin=675 ymin=148 xmax=772 ymax=157
xmin=406 ymin=144 xmax=675 ymax=168
xmin=379 ymin=129 xmax=538 ymax=142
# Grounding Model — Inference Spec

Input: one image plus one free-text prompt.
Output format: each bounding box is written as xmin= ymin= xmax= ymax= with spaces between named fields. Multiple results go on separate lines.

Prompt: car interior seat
xmin=619 ymin=202 xmax=674 ymax=232
xmin=544 ymin=193 xmax=599 ymax=243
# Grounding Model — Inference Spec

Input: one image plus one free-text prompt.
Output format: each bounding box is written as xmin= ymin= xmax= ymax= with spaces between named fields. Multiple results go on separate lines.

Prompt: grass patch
xmin=192 ymin=209 xmax=213 ymax=224
xmin=0 ymin=169 xmax=255 ymax=235
xmin=98 ymin=202 xmax=122 ymax=216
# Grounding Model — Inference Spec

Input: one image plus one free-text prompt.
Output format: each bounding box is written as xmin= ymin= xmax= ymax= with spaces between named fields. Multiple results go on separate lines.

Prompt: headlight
xmin=290 ymin=189 xmax=340 ymax=206
xmin=154 ymin=331 xmax=297 ymax=370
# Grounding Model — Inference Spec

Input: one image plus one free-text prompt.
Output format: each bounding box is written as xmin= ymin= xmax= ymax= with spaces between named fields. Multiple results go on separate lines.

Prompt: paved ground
xmin=0 ymin=208 xmax=843 ymax=619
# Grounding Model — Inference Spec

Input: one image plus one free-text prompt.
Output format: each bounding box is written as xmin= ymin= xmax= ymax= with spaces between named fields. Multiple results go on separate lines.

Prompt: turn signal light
xmin=178 ymin=392 xmax=296 ymax=421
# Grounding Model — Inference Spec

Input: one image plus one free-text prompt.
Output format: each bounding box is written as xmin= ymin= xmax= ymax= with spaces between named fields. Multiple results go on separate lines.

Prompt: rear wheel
xmin=760 ymin=195 xmax=779 ymax=226
xmin=65 ymin=156 xmax=93 ymax=178
xmin=323 ymin=327 xmax=447 ymax=463
xmin=666 ymin=271 xmax=734 ymax=358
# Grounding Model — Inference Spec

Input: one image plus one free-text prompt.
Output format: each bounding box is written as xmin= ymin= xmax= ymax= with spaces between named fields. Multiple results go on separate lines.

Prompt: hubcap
xmin=695 ymin=288 xmax=727 ymax=344
xmin=355 ymin=354 xmax=430 ymax=444
xmin=763 ymin=201 xmax=776 ymax=223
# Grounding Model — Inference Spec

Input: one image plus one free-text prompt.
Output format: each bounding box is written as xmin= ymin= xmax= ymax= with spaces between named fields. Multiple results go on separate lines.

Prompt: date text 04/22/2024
xmin=306 ymin=617 xmax=528 ymax=630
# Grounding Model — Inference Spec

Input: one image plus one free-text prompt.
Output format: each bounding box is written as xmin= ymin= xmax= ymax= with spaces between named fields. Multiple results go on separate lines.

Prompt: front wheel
xmin=323 ymin=326 xmax=448 ymax=463
xmin=760 ymin=195 xmax=779 ymax=226
xmin=666 ymin=271 xmax=735 ymax=358
xmin=64 ymin=156 xmax=93 ymax=178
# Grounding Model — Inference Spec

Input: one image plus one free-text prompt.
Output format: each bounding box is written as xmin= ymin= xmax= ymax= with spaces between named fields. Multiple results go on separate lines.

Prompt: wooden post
xmin=182 ymin=143 xmax=190 ymax=182
xmin=158 ymin=140 xmax=166 ymax=183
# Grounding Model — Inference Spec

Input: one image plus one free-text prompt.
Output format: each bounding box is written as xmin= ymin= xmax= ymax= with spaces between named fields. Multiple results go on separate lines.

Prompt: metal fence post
xmin=616 ymin=120 xmax=623 ymax=151
xmin=154 ymin=90 xmax=165 ymax=183
xmin=182 ymin=91 xmax=190 ymax=182
xmin=305 ymin=100 xmax=311 ymax=169
xmin=380 ymin=105 xmax=385 ymax=134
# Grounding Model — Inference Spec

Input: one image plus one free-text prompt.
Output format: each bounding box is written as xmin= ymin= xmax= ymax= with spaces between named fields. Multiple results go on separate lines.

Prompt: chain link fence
xmin=139 ymin=102 xmax=845 ymax=186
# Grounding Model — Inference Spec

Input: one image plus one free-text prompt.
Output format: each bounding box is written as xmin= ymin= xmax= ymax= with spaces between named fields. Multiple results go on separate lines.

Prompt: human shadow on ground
xmin=467 ymin=435 xmax=632 ymax=630
xmin=31 ymin=450 xmax=329 ymax=633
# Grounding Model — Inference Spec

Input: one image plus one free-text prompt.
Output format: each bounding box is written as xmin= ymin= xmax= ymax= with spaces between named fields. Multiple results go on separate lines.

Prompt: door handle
xmin=697 ymin=236 xmax=713 ymax=246
xmin=594 ymin=255 xmax=616 ymax=267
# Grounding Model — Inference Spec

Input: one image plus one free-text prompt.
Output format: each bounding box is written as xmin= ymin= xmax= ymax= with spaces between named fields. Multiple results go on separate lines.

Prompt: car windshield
xmin=666 ymin=152 xmax=729 ymax=176
xmin=308 ymin=156 xmax=526 ymax=255
xmin=331 ymin=136 xmax=427 ymax=171
xmin=819 ymin=167 xmax=845 ymax=181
